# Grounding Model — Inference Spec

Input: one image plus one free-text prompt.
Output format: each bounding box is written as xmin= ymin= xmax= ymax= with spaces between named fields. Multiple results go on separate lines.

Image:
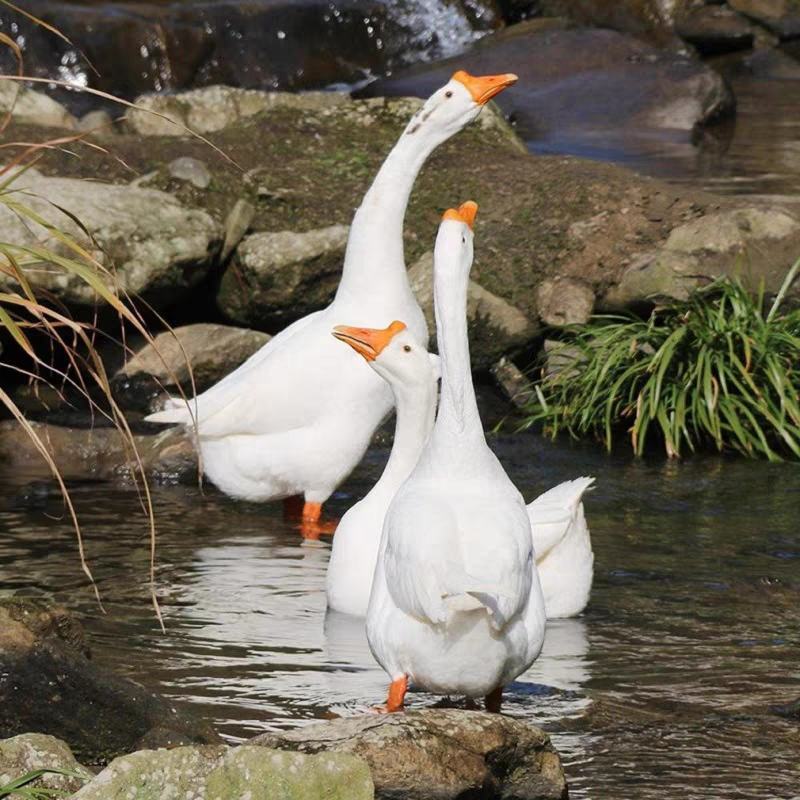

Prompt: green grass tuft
xmin=522 ymin=262 xmax=800 ymax=461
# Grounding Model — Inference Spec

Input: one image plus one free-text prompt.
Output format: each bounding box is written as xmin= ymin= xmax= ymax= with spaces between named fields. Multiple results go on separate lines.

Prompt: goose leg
xmin=374 ymin=675 xmax=408 ymax=713
xmin=283 ymin=495 xmax=305 ymax=520
xmin=485 ymin=686 xmax=503 ymax=713
xmin=299 ymin=501 xmax=338 ymax=540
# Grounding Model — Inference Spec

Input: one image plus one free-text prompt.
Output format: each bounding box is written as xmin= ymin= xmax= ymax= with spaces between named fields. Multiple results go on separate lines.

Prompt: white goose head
xmin=435 ymin=200 xmax=477 ymax=276
xmin=405 ymin=71 xmax=518 ymax=142
xmin=332 ymin=320 xmax=440 ymax=388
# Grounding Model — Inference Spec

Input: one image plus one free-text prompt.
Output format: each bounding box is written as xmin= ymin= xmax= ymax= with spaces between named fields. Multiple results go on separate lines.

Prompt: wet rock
xmin=7 ymin=0 xmax=496 ymax=105
xmin=218 ymin=224 xmax=350 ymax=326
xmin=128 ymin=85 xmax=349 ymax=136
xmin=771 ymin=696 xmax=800 ymax=719
xmin=115 ymin=323 xmax=270 ymax=402
xmin=604 ymin=206 xmax=800 ymax=307
xmin=720 ymin=46 xmax=800 ymax=79
xmin=543 ymin=338 xmax=585 ymax=380
xmin=168 ymin=156 xmax=212 ymax=189
xmin=72 ymin=744 xmax=372 ymax=800
xmin=0 ymin=597 xmax=219 ymax=765
xmin=359 ymin=22 xmax=734 ymax=159
xmin=728 ymin=0 xmax=800 ymax=39
xmin=675 ymin=5 xmax=756 ymax=54
xmin=409 ymin=250 xmax=538 ymax=368
xmin=251 ymin=709 xmax=567 ymax=800
xmin=532 ymin=0 xmax=688 ymax=45
xmin=0 ymin=420 xmax=197 ymax=484
xmin=536 ymin=277 xmax=595 ymax=327
xmin=0 ymin=733 xmax=92 ymax=795
xmin=0 ymin=167 xmax=221 ymax=309
xmin=0 ymin=80 xmax=76 ymax=129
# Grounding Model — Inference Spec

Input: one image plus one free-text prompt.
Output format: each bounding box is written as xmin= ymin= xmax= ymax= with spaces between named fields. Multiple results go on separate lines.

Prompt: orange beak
xmin=442 ymin=200 xmax=479 ymax=228
xmin=332 ymin=320 xmax=407 ymax=361
xmin=452 ymin=70 xmax=518 ymax=105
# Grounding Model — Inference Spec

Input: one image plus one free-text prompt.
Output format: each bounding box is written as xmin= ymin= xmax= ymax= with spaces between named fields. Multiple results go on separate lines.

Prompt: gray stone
xmin=0 ymin=597 xmax=219 ymax=766
xmin=675 ymin=6 xmax=756 ymax=54
xmin=0 ymin=420 xmax=197 ymax=484
xmin=0 ymin=167 xmax=221 ymax=308
xmin=0 ymin=80 xmax=77 ymax=129
xmin=251 ymin=709 xmax=567 ymax=800
xmin=76 ymin=109 xmax=116 ymax=134
xmin=168 ymin=156 xmax=212 ymax=189
xmin=218 ymin=224 xmax=350 ymax=326
xmin=221 ymin=198 xmax=257 ymax=262
xmin=409 ymin=250 xmax=538 ymax=369
xmin=543 ymin=339 xmax=586 ymax=380
xmin=117 ymin=323 xmax=270 ymax=395
xmin=127 ymin=86 xmax=350 ymax=136
xmin=604 ymin=206 xmax=800 ymax=307
xmin=491 ymin=356 xmax=536 ymax=409
xmin=72 ymin=745 xmax=372 ymax=800
xmin=536 ymin=277 xmax=596 ymax=327
xmin=0 ymin=733 xmax=91 ymax=795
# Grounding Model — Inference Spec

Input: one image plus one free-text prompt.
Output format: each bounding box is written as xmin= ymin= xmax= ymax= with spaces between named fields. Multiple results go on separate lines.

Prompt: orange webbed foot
xmin=371 ymin=675 xmax=407 ymax=713
xmin=298 ymin=501 xmax=338 ymax=540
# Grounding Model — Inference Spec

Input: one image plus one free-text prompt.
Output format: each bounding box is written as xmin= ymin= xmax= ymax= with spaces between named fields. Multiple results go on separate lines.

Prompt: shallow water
xmin=1 ymin=434 xmax=798 ymax=799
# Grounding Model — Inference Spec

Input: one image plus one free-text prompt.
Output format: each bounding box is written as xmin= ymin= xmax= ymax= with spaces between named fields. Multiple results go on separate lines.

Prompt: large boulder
xmin=603 ymin=206 xmax=800 ymax=307
xmin=0 ymin=420 xmax=196 ymax=484
xmin=0 ymin=733 xmax=92 ymax=795
xmin=408 ymin=250 xmax=538 ymax=368
xmin=114 ymin=323 xmax=270 ymax=406
xmin=251 ymin=710 xmax=568 ymax=800
xmin=0 ymin=597 xmax=219 ymax=765
xmin=0 ymin=167 xmax=221 ymax=309
xmin=72 ymin=745 xmax=372 ymax=800
xmin=4 ymin=0 xmax=498 ymax=105
xmin=218 ymin=225 xmax=350 ymax=326
xmin=357 ymin=21 xmax=734 ymax=164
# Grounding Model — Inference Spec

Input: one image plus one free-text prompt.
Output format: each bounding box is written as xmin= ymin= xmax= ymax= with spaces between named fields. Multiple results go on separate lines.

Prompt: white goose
xmin=146 ymin=70 xmax=518 ymax=537
xmin=366 ymin=201 xmax=546 ymax=713
xmin=327 ymin=319 xmax=595 ymax=619
xmin=326 ymin=321 xmax=439 ymax=616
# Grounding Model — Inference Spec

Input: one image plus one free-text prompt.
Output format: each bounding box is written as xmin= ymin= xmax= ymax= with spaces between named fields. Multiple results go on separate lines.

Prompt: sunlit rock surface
xmin=251 ymin=709 xmax=568 ymax=800
xmin=0 ymin=733 xmax=92 ymax=795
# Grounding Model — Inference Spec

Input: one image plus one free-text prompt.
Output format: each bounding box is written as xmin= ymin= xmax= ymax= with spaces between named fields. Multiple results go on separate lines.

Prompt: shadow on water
xmin=1 ymin=433 xmax=798 ymax=798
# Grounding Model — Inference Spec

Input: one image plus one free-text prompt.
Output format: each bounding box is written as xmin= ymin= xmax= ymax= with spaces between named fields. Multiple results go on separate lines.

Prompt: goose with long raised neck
xmin=365 ymin=202 xmax=546 ymax=713
xmin=327 ymin=320 xmax=595 ymax=619
xmin=145 ymin=71 xmax=518 ymax=537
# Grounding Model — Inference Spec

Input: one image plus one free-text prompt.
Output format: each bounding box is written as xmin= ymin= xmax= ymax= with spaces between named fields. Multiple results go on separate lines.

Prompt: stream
xmin=1 ymin=434 xmax=798 ymax=799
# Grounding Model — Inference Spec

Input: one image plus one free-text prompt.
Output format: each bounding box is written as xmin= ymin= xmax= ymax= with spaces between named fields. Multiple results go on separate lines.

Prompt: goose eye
xmin=462 ymin=236 xmax=466 ymax=244
xmin=445 ymin=90 xmax=453 ymax=98
xmin=403 ymin=345 xmax=412 ymax=352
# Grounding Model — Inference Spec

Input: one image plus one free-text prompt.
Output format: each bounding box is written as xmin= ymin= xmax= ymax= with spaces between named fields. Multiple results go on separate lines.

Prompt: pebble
xmin=168 ymin=157 xmax=212 ymax=189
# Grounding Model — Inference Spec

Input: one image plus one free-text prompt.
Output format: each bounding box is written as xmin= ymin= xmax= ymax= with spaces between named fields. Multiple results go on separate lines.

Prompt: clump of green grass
xmin=0 ymin=768 xmax=84 ymax=799
xmin=523 ymin=261 xmax=800 ymax=461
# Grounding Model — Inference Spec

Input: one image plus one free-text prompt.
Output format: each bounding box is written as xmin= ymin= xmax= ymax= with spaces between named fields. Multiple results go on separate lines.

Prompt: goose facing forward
xmin=146 ymin=70 xmax=518 ymax=537
xmin=366 ymin=201 xmax=546 ymax=713
xmin=327 ymin=320 xmax=595 ymax=619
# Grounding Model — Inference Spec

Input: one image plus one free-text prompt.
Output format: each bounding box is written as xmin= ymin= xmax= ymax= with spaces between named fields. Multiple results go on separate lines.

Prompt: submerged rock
xmin=0 ymin=733 xmax=91 ymax=795
xmin=251 ymin=709 xmax=567 ymax=800
xmin=0 ymin=167 xmax=221 ymax=309
xmin=674 ymin=6 xmax=756 ymax=55
xmin=728 ymin=0 xmax=800 ymax=39
xmin=115 ymin=323 xmax=270 ymax=403
xmin=408 ymin=250 xmax=538 ymax=368
xmin=0 ymin=597 xmax=219 ymax=765
xmin=218 ymin=224 xmax=350 ymax=326
xmin=72 ymin=744 xmax=372 ymax=800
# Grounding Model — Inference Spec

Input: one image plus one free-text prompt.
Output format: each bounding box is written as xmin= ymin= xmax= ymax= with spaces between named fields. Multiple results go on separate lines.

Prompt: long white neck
xmin=373 ymin=370 xmax=438 ymax=495
xmin=430 ymin=237 xmax=484 ymax=449
xmin=335 ymin=123 xmax=447 ymax=303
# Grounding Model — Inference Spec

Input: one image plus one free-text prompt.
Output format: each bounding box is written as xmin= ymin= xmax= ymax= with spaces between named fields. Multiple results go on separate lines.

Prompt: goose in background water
xmin=146 ymin=70 xmax=517 ymax=537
